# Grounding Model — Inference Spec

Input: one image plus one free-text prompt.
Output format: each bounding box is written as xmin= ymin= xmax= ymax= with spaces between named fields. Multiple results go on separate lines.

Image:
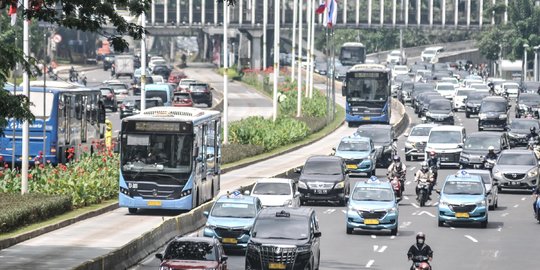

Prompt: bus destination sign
xmin=130 ymin=121 xmax=192 ymax=133
xmin=351 ymin=72 xmax=386 ymax=79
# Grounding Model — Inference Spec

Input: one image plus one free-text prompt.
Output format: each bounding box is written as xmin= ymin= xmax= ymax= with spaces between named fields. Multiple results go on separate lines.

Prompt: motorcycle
xmin=47 ymin=67 xmax=58 ymax=81
xmin=416 ymin=179 xmax=431 ymax=207
xmin=389 ymin=171 xmax=406 ymax=193
xmin=69 ymin=71 xmax=78 ymax=82
xmin=527 ymin=138 xmax=540 ymax=159
xmin=390 ymin=176 xmax=402 ymax=202
xmin=483 ymin=158 xmax=496 ymax=170
xmin=411 ymin=255 xmax=432 ymax=270
xmin=80 ymin=74 xmax=87 ymax=86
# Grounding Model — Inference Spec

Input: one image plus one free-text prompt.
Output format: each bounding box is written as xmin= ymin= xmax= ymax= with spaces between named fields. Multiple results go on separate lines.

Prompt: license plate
xmin=511 ymin=181 xmax=521 ymax=185
xmin=222 ymin=238 xmax=238 ymax=244
xmin=346 ymin=164 xmax=358 ymax=169
xmin=364 ymin=219 xmax=380 ymax=225
xmin=147 ymin=200 xmax=162 ymax=206
xmin=441 ymin=157 xmax=449 ymax=161
xmin=314 ymin=189 xmax=328 ymax=194
xmin=455 ymin=212 xmax=469 ymax=218
xmin=363 ymin=116 xmax=371 ymax=120
xmin=268 ymin=263 xmax=287 ymax=269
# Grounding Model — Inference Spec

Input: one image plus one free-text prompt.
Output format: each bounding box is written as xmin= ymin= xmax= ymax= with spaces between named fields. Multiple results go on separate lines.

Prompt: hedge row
xmin=0 ymin=193 xmax=72 ymax=233
xmin=221 ymin=143 xmax=265 ymax=164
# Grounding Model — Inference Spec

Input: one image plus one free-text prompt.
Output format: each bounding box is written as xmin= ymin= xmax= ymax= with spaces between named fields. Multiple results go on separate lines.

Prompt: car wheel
xmin=494 ymin=198 xmax=498 ymax=209
xmin=406 ymin=155 xmax=411 ymax=161
xmin=478 ymin=126 xmax=483 ymax=131
xmin=207 ymin=102 xmax=212 ymax=107
xmin=488 ymin=203 xmax=494 ymax=211
xmin=438 ymin=220 xmax=444 ymax=227
xmin=346 ymin=227 xmax=353 ymax=234
xmin=390 ymin=227 xmax=398 ymax=236
xmin=128 ymin=208 xmax=138 ymax=214
xmin=465 ymin=112 xmax=470 ymax=118
xmin=480 ymin=219 xmax=488 ymax=228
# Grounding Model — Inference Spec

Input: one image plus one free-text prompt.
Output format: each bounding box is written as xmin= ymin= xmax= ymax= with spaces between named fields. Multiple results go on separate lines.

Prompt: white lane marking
xmin=494 ymin=250 xmax=499 ymax=258
xmin=406 ymin=181 xmax=412 ymax=185
xmin=513 ymin=204 xmax=519 ymax=208
xmin=399 ymin=221 xmax=412 ymax=228
xmin=521 ymin=197 xmax=527 ymax=201
xmin=465 ymin=235 xmax=478 ymax=243
xmin=366 ymin=260 xmax=375 ymax=268
xmin=418 ymin=211 xmax=435 ymax=217
xmin=373 ymin=245 xmax=379 ymax=252
xmin=497 ymin=226 xmax=503 ymax=232
xmin=412 ymin=211 xmax=419 ymax=215
xmin=323 ymin=209 xmax=336 ymax=214
xmin=410 ymin=167 xmax=416 ymax=171
xmin=341 ymin=210 xmax=347 ymax=213
xmin=501 ymin=213 xmax=509 ymax=217
xmin=404 ymin=196 xmax=409 ymax=200
xmin=371 ymin=235 xmax=376 ymax=239
xmin=450 ymin=227 xmax=455 ymax=230
xmin=432 ymin=202 xmax=439 ymax=206
xmin=390 ymin=236 xmax=396 ymax=240
xmin=411 ymin=203 xmax=420 ymax=208
xmin=378 ymin=246 xmax=388 ymax=253
xmin=401 ymin=148 xmax=405 ymax=151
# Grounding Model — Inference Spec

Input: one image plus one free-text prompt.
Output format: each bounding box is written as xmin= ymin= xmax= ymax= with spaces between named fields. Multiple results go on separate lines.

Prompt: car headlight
xmin=425 ymin=112 xmax=432 ymax=117
xmin=449 ymin=112 xmax=454 ymax=117
xmin=205 ymin=223 xmax=217 ymax=230
xmin=478 ymin=113 xmax=487 ymax=120
xmin=528 ymin=169 xmax=538 ymax=177
xmin=298 ymin=181 xmax=307 ymax=189
xmin=160 ymin=267 xmax=171 ymax=270
xmin=519 ymin=104 xmax=528 ymax=110
xmin=499 ymin=114 xmax=507 ymax=119
xmin=283 ymin=199 xmax=293 ymax=206
xmin=334 ymin=181 xmax=345 ymax=189
xmin=297 ymin=245 xmax=311 ymax=253
xmin=493 ymin=169 xmax=502 ymax=178
xmin=388 ymin=207 xmax=398 ymax=213
xmin=477 ymin=200 xmax=486 ymax=206
xmin=405 ymin=141 xmax=413 ymax=148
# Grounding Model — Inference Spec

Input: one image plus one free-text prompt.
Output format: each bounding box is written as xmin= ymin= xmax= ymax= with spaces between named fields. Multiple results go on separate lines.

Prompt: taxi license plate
xmin=364 ymin=219 xmax=380 ymax=225
xmin=346 ymin=164 xmax=358 ymax=169
xmin=455 ymin=212 xmax=469 ymax=218
xmin=511 ymin=181 xmax=521 ymax=185
xmin=440 ymin=157 xmax=449 ymax=161
xmin=147 ymin=201 xmax=162 ymax=206
xmin=363 ymin=117 xmax=371 ymax=120
xmin=222 ymin=238 xmax=238 ymax=244
xmin=314 ymin=189 xmax=328 ymax=194
xmin=268 ymin=263 xmax=287 ymax=269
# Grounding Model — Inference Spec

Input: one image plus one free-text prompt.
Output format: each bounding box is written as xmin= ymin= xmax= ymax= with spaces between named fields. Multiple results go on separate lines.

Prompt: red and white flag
xmin=315 ymin=0 xmax=327 ymax=14
xmin=324 ymin=0 xmax=338 ymax=28
xmin=8 ymin=0 xmax=18 ymax=26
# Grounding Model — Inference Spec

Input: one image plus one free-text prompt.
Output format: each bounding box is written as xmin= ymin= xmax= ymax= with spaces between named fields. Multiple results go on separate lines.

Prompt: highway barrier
xmin=73 ymin=201 xmax=213 ymax=270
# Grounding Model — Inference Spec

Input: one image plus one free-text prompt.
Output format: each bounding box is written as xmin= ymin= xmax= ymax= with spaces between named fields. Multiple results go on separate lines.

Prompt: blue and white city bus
xmin=0 ymin=81 xmax=106 ymax=165
xmin=341 ymin=64 xmax=392 ymax=127
xmin=119 ymin=107 xmax=221 ymax=213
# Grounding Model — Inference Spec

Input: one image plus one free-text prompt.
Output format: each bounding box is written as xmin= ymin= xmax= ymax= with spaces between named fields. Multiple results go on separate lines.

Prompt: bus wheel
xmin=128 ymin=208 xmax=138 ymax=214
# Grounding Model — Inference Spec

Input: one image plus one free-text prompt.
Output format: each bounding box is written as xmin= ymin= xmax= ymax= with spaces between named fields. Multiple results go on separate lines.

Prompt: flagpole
xmin=291 ymin=0 xmax=298 ymax=81
xmin=305 ymin=0 xmax=312 ymax=98
xmin=223 ymin=3 xmax=229 ymax=142
xmin=22 ymin=0 xmax=30 ymax=194
xmin=297 ymin=0 xmax=303 ymax=118
xmin=273 ymin=0 xmax=281 ymax=121
xmin=309 ymin=0 xmax=316 ymax=98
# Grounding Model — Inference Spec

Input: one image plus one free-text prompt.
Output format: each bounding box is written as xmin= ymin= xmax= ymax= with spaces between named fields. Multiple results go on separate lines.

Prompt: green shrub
xmin=228 ymin=116 xmax=310 ymax=151
xmin=279 ymin=89 xmax=328 ymax=117
xmin=0 ymin=193 xmax=72 ymax=233
xmin=221 ymin=143 xmax=265 ymax=164
xmin=217 ymin=66 xmax=240 ymax=79
xmin=296 ymin=116 xmax=327 ymax=133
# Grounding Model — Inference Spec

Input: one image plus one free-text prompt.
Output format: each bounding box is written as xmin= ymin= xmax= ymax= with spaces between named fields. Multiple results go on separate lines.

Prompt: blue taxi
xmin=437 ymin=170 xmax=489 ymax=228
xmin=346 ymin=178 xmax=399 ymax=235
xmin=333 ymin=135 xmax=377 ymax=177
xmin=203 ymin=191 xmax=262 ymax=249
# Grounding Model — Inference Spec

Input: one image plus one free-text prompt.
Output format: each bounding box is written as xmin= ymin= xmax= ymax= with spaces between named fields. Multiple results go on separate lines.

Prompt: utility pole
xmin=305 ymin=0 xmax=312 ymax=98
xmin=263 ymin=0 xmax=268 ymax=70
xmin=140 ymin=12 xmax=147 ymax=111
xmin=273 ymin=0 xmax=281 ymax=121
xmin=309 ymin=1 xmax=316 ymax=98
xmin=291 ymin=0 xmax=298 ymax=81
xmin=297 ymin=0 xmax=303 ymax=117
xmin=22 ymin=0 xmax=30 ymax=194
xmin=223 ymin=3 xmax=230 ymax=142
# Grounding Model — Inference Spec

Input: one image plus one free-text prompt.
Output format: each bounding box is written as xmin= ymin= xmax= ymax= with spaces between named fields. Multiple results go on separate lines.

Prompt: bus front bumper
xmin=119 ymin=192 xmax=193 ymax=211
xmin=346 ymin=114 xmax=389 ymax=124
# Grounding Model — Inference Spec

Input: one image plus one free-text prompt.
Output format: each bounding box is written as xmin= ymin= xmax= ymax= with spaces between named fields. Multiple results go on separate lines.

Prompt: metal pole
xmin=331 ymin=28 xmax=336 ymax=120
xmin=309 ymin=1 xmax=316 ymax=98
xmin=325 ymin=26 xmax=330 ymax=124
xmin=291 ymin=0 xmax=298 ymax=81
xmin=534 ymin=49 xmax=538 ymax=81
xmin=43 ymin=32 xmax=47 ymax=162
xmin=524 ymin=45 xmax=529 ymax=81
xmin=263 ymin=0 xmax=268 ymax=69
xmin=273 ymin=0 xmax=281 ymax=121
xmin=297 ymin=0 xmax=303 ymax=117
xmin=223 ymin=3 xmax=229 ymax=143
xmin=22 ymin=0 xmax=30 ymax=194
xmin=305 ymin=0 xmax=312 ymax=97
xmin=140 ymin=13 xmax=147 ymax=111
xmin=12 ymin=36 xmax=17 ymax=169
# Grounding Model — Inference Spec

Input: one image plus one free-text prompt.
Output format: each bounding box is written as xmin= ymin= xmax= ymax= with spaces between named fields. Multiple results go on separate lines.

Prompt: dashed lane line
xmin=323 ymin=209 xmax=336 ymax=214
xmin=378 ymin=246 xmax=388 ymax=253
xmin=409 ymin=167 xmax=416 ymax=171
xmin=513 ymin=204 xmax=519 ymax=208
xmin=465 ymin=235 xmax=478 ymax=243
xmin=411 ymin=203 xmax=420 ymax=208
xmin=404 ymin=196 xmax=409 ymax=200
xmin=366 ymin=260 xmax=375 ymax=268
xmin=521 ymin=197 xmax=527 ymax=201
xmin=371 ymin=235 xmax=376 ymax=239
xmin=341 ymin=210 xmax=347 ymax=214
xmin=501 ymin=213 xmax=509 ymax=217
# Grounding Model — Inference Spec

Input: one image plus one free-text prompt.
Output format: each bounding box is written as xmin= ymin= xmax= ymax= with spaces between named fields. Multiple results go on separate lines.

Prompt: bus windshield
xmin=121 ymin=133 xmax=193 ymax=182
xmin=346 ymin=77 xmax=388 ymax=101
xmin=340 ymin=46 xmax=365 ymax=65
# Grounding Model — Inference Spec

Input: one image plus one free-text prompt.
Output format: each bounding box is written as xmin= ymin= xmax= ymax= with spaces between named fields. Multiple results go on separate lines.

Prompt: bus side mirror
xmin=98 ymin=106 xmax=106 ymax=124
xmin=341 ymin=85 xmax=346 ymax=96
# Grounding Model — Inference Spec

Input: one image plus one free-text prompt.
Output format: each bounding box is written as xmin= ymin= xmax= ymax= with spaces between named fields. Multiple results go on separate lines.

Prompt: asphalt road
xmin=131 ymin=100 xmax=538 ymax=270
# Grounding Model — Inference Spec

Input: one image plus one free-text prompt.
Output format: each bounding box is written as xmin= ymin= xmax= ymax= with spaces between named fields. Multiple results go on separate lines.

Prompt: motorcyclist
xmin=426 ymin=151 xmax=439 ymax=183
xmin=407 ymin=232 xmax=433 ymax=270
xmin=533 ymin=186 xmax=540 ymax=217
xmin=69 ymin=66 xmax=77 ymax=81
xmin=80 ymin=72 xmax=87 ymax=86
xmin=484 ymin=146 xmax=498 ymax=161
xmin=527 ymin=126 xmax=540 ymax=145
xmin=387 ymin=155 xmax=407 ymax=191
xmin=414 ymin=162 xmax=434 ymax=199
xmin=488 ymin=81 xmax=495 ymax=95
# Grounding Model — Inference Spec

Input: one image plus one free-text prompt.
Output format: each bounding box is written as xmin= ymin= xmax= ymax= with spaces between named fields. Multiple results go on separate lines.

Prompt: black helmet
xmin=531 ymin=126 xmax=537 ymax=133
xmin=416 ymin=232 xmax=426 ymax=244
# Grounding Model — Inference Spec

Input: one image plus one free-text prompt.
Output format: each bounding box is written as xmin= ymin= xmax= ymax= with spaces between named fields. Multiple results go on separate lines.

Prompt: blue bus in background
xmin=119 ymin=106 xmax=221 ymax=214
xmin=341 ymin=64 xmax=391 ymax=127
xmin=0 ymin=81 xmax=106 ymax=165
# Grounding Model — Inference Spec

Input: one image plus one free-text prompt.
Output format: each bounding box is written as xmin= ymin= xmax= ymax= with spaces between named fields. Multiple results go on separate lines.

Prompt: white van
xmin=425 ymin=126 xmax=466 ymax=167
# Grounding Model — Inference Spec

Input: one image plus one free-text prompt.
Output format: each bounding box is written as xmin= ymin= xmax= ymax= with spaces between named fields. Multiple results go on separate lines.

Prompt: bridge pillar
xmin=244 ymin=29 xmax=264 ymax=70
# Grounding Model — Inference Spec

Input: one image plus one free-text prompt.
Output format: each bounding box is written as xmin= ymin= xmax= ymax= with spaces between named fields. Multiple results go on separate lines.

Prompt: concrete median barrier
xmin=73 ymin=201 xmax=213 ymax=270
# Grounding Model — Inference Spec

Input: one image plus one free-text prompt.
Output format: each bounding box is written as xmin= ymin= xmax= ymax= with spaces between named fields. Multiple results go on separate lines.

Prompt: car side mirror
xmin=155 ymin=253 xmax=163 ymax=261
xmin=485 ymin=190 xmax=492 ymax=195
xmin=294 ymin=167 xmax=302 ymax=173
xmin=345 ymin=169 xmax=351 ymax=174
xmin=332 ymin=147 xmax=336 ymax=151
xmin=393 ymin=138 xmax=398 ymax=142
xmin=314 ymin=231 xmax=322 ymax=238
xmin=221 ymin=255 xmax=228 ymax=262
xmin=404 ymin=133 xmax=409 ymax=137
xmin=435 ymin=189 xmax=441 ymax=194
xmin=203 ymin=211 xmax=209 ymax=218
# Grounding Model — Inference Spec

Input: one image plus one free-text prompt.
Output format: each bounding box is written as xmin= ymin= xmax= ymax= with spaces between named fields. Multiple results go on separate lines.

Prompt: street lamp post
xmin=523 ymin=44 xmax=529 ymax=81
xmin=534 ymin=45 xmax=539 ymax=81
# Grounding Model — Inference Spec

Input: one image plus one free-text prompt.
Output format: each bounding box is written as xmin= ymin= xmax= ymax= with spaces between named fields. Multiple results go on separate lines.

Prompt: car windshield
xmin=497 ymin=153 xmax=536 ymax=166
xmin=469 ymin=173 xmax=492 ymax=184
xmin=100 ymin=89 xmax=112 ymax=95
xmin=210 ymin=202 xmax=257 ymax=218
xmin=429 ymin=101 xmax=451 ymax=111
xmin=190 ymin=85 xmax=209 ymax=92
xmin=253 ymin=183 xmax=291 ymax=195
xmin=456 ymin=90 xmax=473 ymax=96
xmin=510 ymin=120 xmax=540 ymax=130
xmin=428 ymin=131 xmax=461 ymax=144
xmin=464 ymin=136 xmax=499 ymax=150
xmin=338 ymin=140 xmax=370 ymax=151
xmin=180 ymin=80 xmax=196 ymax=86
xmin=164 ymin=241 xmax=216 ymax=261
xmin=504 ymin=84 xmax=518 ymax=89
xmin=146 ymin=91 xmax=167 ymax=103
xmin=303 ymin=160 xmax=342 ymax=175
xmin=394 ymin=66 xmax=408 ymax=72
xmin=480 ymin=101 xmax=506 ymax=113
xmin=410 ymin=126 xmax=433 ymax=136
xmin=467 ymin=93 xmax=489 ymax=102
xmin=443 ymin=181 xmax=484 ymax=195
xmin=253 ymin=217 xmax=309 ymax=240
xmin=356 ymin=128 xmax=391 ymax=144
xmin=519 ymin=95 xmax=540 ymax=104
xmin=352 ymin=187 xmax=394 ymax=201
xmin=109 ymin=84 xmax=127 ymax=91
xmin=471 ymin=84 xmax=489 ymax=90
xmin=437 ymin=85 xmax=454 ymax=91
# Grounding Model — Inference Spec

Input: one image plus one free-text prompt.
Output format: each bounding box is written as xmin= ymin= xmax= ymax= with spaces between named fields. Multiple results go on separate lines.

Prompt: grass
xmin=222 ymin=105 xmax=345 ymax=170
xmin=0 ymin=199 xmax=117 ymax=240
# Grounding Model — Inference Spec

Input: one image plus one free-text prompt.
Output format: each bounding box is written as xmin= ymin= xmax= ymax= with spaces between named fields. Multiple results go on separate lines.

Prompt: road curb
xmin=0 ymin=201 xmax=118 ymax=251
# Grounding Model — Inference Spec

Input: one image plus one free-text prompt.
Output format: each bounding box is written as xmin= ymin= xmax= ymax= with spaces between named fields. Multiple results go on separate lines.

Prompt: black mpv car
xmin=465 ymin=91 xmax=490 ymax=118
xmin=245 ymin=208 xmax=321 ymax=270
xmin=478 ymin=96 xmax=508 ymax=131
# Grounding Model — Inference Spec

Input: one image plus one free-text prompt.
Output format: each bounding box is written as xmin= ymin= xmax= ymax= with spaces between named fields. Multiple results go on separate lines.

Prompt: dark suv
xmin=188 ymin=83 xmax=213 ymax=107
xmin=245 ymin=208 xmax=321 ymax=270
xmin=478 ymin=96 xmax=509 ymax=131
xmin=100 ymin=87 xmax=117 ymax=112
xmin=424 ymin=98 xmax=454 ymax=125
xmin=295 ymin=155 xmax=349 ymax=206
xmin=507 ymin=119 xmax=540 ymax=146
xmin=515 ymin=93 xmax=540 ymax=118
xmin=465 ymin=91 xmax=490 ymax=118
xmin=459 ymin=132 xmax=509 ymax=169
xmin=355 ymin=124 xmax=395 ymax=167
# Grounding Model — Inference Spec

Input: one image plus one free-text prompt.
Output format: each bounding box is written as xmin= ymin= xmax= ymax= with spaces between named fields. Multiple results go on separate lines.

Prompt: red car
xmin=155 ymin=237 xmax=228 ymax=270
xmin=168 ymin=71 xmax=187 ymax=85
xmin=172 ymin=92 xmax=193 ymax=107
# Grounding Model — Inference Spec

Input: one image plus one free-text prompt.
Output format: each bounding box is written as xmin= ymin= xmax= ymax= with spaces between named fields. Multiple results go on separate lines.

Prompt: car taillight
xmin=107 ymin=93 xmax=114 ymax=99
xmin=182 ymin=99 xmax=190 ymax=103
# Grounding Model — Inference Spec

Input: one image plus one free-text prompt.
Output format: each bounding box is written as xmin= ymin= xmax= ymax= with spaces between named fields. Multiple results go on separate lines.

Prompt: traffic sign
xmin=52 ymin=34 xmax=62 ymax=44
